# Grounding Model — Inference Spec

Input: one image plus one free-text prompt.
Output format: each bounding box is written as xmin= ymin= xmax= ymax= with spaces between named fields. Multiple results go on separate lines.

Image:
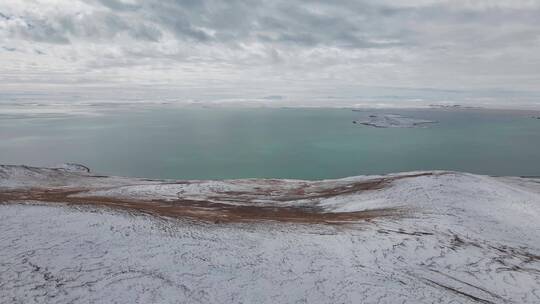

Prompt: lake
xmin=1 ymin=106 xmax=540 ymax=179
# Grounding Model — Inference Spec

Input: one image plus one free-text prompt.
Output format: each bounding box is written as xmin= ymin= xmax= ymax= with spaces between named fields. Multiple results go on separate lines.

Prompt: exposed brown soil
xmin=0 ymin=188 xmax=401 ymax=224
xmin=0 ymin=172 xmax=438 ymax=224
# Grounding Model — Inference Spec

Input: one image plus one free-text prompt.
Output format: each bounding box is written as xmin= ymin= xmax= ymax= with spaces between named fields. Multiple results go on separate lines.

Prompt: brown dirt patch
xmin=0 ymin=188 xmax=401 ymax=224
xmin=0 ymin=172 xmax=437 ymax=224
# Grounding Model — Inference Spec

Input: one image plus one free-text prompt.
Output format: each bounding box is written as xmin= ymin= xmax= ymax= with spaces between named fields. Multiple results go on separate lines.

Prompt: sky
xmin=1 ymin=0 xmax=540 ymax=107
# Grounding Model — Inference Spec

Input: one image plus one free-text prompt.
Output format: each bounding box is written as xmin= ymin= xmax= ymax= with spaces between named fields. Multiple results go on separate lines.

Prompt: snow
xmin=1 ymin=165 xmax=540 ymax=303
xmin=53 ymin=163 xmax=91 ymax=173
xmin=0 ymin=164 xmax=148 ymax=189
xmin=356 ymin=114 xmax=437 ymax=128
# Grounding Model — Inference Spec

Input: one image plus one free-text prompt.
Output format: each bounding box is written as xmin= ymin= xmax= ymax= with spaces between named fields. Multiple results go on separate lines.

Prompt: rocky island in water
xmin=1 ymin=164 xmax=540 ymax=303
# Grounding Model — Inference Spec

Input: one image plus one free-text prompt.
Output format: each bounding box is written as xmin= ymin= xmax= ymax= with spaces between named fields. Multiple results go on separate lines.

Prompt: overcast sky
xmin=1 ymin=0 xmax=540 ymax=106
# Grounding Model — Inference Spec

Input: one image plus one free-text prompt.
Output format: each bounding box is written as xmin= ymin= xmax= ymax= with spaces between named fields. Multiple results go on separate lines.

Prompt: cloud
xmin=0 ymin=0 xmax=539 ymax=104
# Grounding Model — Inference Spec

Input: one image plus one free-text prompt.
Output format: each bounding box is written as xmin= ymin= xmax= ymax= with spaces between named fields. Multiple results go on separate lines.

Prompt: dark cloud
xmin=95 ymin=0 xmax=140 ymax=11
xmin=0 ymin=1 xmax=411 ymax=46
xmin=0 ymin=12 xmax=11 ymax=20
xmin=3 ymin=0 xmax=539 ymax=49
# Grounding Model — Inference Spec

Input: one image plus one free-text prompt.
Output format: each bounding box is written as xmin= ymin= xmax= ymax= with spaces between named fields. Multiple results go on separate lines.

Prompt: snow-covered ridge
xmin=1 ymin=164 xmax=540 ymax=226
xmin=1 ymin=164 xmax=540 ymax=303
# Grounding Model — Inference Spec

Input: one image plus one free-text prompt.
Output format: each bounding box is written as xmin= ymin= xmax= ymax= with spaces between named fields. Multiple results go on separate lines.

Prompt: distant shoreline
xmin=2 ymin=101 xmax=540 ymax=112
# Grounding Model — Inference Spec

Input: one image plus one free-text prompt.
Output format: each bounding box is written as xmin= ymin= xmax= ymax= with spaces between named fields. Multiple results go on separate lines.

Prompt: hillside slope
xmin=1 ymin=165 xmax=540 ymax=303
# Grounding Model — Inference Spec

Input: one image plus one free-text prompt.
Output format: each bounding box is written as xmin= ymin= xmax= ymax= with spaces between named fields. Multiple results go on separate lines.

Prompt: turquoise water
xmin=1 ymin=107 xmax=540 ymax=179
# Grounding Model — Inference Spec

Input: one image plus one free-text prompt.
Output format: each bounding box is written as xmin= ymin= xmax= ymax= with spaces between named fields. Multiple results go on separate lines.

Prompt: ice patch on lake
xmin=355 ymin=114 xmax=437 ymax=128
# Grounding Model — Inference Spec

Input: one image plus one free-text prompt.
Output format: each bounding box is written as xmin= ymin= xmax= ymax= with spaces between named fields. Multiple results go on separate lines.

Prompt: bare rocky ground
xmin=1 ymin=164 xmax=540 ymax=303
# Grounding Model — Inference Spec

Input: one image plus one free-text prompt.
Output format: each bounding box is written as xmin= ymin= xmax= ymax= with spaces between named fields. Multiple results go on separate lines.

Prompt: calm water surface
xmin=1 ymin=107 xmax=540 ymax=179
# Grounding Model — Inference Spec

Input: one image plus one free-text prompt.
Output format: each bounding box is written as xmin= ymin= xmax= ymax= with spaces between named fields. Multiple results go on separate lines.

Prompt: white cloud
xmin=1 ymin=0 xmax=539 ymax=106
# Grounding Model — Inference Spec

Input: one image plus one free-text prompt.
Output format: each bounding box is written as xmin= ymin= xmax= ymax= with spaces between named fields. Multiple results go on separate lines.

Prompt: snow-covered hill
xmin=1 ymin=165 xmax=539 ymax=303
